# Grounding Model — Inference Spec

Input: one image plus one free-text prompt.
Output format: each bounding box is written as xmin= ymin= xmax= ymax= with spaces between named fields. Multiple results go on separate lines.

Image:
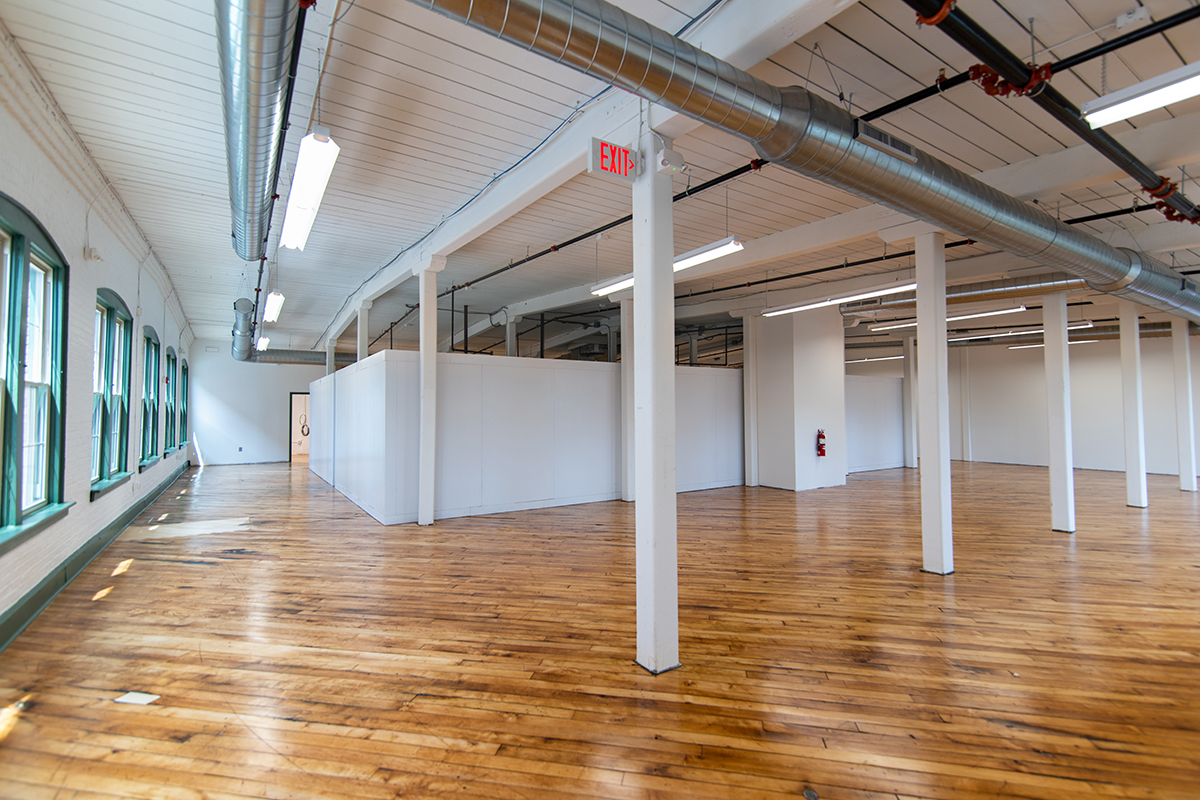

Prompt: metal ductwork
xmin=843 ymin=273 xmax=1090 ymax=314
xmin=408 ymin=0 xmax=1200 ymax=324
xmin=214 ymin=0 xmax=298 ymax=261
xmin=232 ymin=297 xmax=255 ymax=360
xmin=254 ymin=349 xmax=357 ymax=365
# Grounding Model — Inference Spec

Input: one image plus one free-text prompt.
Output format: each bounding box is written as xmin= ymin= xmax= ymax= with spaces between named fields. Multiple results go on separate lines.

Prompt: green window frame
xmin=164 ymin=347 xmax=177 ymax=452
xmin=0 ymin=192 xmax=72 ymax=552
xmin=179 ymin=360 xmax=189 ymax=445
xmin=91 ymin=289 xmax=132 ymax=497
xmin=139 ymin=326 xmax=159 ymax=470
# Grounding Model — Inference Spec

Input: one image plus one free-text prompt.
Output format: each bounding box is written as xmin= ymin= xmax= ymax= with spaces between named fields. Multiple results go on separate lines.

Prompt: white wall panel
xmin=846 ymin=376 xmax=904 ymax=473
xmin=947 ymin=338 xmax=1200 ymax=475
xmin=436 ymin=358 xmax=485 ymax=514
xmin=320 ymin=352 xmax=744 ymax=524
xmin=676 ymin=366 xmax=743 ymax=492
xmin=554 ymin=363 xmax=622 ymax=500
xmin=309 ymin=373 xmax=335 ymax=485
xmin=480 ymin=365 xmax=556 ymax=507
xmin=793 ymin=307 xmax=848 ymax=491
xmin=757 ymin=314 xmax=797 ymax=490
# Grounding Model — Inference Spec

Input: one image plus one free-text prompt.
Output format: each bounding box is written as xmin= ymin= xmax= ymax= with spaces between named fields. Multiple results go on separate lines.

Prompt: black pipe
xmin=450 ymin=289 xmax=456 ymax=352
xmin=1054 ymin=6 xmax=1200 ymax=73
xmin=902 ymin=0 xmax=1200 ymax=222
xmin=862 ymin=5 xmax=1200 ymax=124
xmin=463 ymin=304 xmax=470 ymax=354
xmin=540 ymin=313 xmax=545 ymax=358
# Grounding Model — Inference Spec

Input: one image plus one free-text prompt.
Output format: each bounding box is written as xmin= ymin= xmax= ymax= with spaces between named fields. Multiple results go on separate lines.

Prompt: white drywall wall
xmin=190 ymin=341 xmax=326 ymax=466
xmin=312 ymin=352 xmax=743 ymax=524
xmin=846 ymin=376 xmax=904 ymax=473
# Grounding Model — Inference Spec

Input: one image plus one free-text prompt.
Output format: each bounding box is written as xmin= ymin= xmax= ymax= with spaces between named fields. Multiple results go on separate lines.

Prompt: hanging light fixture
xmin=1082 ymin=61 xmax=1200 ymax=128
xmin=279 ymin=126 xmax=340 ymax=250
xmin=763 ymin=282 xmax=918 ymax=318
xmin=868 ymin=304 xmax=1027 ymax=332
xmin=591 ymin=235 xmax=744 ymax=296
xmin=263 ymin=291 xmax=286 ymax=322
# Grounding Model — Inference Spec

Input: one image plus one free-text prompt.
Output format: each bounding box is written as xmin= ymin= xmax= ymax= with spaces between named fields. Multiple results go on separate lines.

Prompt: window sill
xmin=0 ymin=502 xmax=75 ymax=558
xmin=90 ymin=472 xmax=132 ymax=502
xmin=137 ymin=457 xmax=159 ymax=473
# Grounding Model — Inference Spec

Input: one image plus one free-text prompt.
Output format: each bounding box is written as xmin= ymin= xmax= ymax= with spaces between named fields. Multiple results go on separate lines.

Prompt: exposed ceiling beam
xmin=319 ymin=0 xmax=862 ymax=345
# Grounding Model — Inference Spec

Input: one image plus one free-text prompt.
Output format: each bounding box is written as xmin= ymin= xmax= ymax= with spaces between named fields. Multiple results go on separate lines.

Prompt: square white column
xmin=1043 ymin=292 xmax=1075 ymax=532
xmin=742 ymin=314 xmax=760 ymax=487
xmin=621 ymin=298 xmax=635 ymax=502
xmin=633 ymin=125 xmax=679 ymax=674
xmin=1119 ymin=300 xmax=1148 ymax=508
xmin=418 ymin=256 xmax=446 ymax=526
xmin=357 ymin=300 xmax=371 ymax=361
xmin=916 ymin=231 xmax=953 ymax=575
xmin=1173 ymin=317 xmax=1197 ymax=492
xmin=902 ymin=336 xmax=918 ymax=469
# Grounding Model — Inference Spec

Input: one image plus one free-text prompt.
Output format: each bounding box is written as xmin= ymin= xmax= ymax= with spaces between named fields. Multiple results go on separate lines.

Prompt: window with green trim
xmin=164 ymin=347 xmax=177 ymax=451
xmin=1 ymin=192 xmax=69 ymax=530
xmin=179 ymin=360 xmax=189 ymax=444
xmin=140 ymin=326 xmax=159 ymax=466
xmin=91 ymin=289 xmax=131 ymax=486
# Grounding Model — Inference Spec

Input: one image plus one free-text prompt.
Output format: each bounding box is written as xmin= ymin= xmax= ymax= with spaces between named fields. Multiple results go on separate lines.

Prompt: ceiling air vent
xmin=854 ymin=120 xmax=918 ymax=164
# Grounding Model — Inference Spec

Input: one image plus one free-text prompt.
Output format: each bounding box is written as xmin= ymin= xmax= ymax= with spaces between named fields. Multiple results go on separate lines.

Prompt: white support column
xmin=325 ymin=339 xmax=336 ymax=375
xmin=505 ymin=318 xmax=519 ymax=357
xmin=688 ymin=333 xmax=698 ymax=365
xmin=958 ymin=349 xmax=972 ymax=462
xmin=633 ymin=124 xmax=679 ymax=674
xmin=357 ymin=300 xmax=372 ymax=361
xmin=742 ymin=314 xmax=760 ymax=487
xmin=621 ymin=298 xmax=635 ymax=502
xmin=902 ymin=336 xmax=918 ymax=468
xmin=1120 ymin=300 xmax=1149 ymax=508
xmin=418 ymin=256 xmax=446 ymax=526
xmin=1043 ymin=292 xmax=1075 ymax=532
xmin=916 ymin=232 xmax=953 ymax=575
xmin=1174 ymin=317 xmax=1197 ymax=492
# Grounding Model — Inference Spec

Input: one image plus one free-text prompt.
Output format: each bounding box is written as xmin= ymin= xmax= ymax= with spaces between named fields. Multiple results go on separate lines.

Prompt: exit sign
xmin=588 ymin=137 xmax=639 ymax=183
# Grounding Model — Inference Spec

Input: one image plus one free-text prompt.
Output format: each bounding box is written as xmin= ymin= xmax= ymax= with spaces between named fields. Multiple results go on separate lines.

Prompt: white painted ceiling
xmin=3 ymin=0 xmax=1199 ymax=363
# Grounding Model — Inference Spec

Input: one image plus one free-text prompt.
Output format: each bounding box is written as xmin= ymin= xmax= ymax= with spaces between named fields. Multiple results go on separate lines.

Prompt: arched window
xmin=164 ymin=346 xmax=177 ymax=451
xmin=139 ymin=326 xmax=159 ymax=469
xmin=0 ymin=191 xmax=69 ymax=537
xmin=92 ymin=289 xmax=132 ymax=494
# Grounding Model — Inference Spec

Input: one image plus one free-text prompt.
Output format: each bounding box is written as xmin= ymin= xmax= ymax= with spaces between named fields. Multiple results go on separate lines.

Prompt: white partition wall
xmin=846 ymin=375 xmax=904 ymax=473
xmin=309 ymin=372 xmax=336 ymax=485
xmin=311 ymin=352 xmax=743 ymax=524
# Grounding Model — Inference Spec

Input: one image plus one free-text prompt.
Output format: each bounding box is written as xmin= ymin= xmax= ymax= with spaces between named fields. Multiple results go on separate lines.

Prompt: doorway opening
xmin=290 ymin=392 xmax=310 ymax=463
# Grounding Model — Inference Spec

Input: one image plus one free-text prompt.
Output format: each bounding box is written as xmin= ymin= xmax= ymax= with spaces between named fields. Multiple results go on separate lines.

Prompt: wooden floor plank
xmin=2 ymin=461 xmax=1199 ymax=798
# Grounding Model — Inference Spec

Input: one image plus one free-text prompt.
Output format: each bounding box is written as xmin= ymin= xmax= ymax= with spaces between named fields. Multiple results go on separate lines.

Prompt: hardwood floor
xmin=1 ymin=462 xmax=1198 ymax=799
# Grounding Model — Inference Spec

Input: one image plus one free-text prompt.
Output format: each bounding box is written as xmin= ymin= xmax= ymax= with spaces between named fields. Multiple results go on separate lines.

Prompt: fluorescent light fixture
xmin=263 ymin=291 xmax=285 ymax=322
xmin=591 ymin=274 xmax=635 ymax=297
xmin=256 ymin=336 xmax=270 ymax=351
xmin=279 ymin=127 xmax=340 ymax=250
xmin=1082 ymin=60 xmax=1200 ymax=128
xmin=764 ymin=282 xmax=917 ymax=318
xmin=590 ymin=236 xmax=745 ymax=296
xmin=673 ymin=235 xmax=743 ymax=271
xmin=868 ymin=304 xmax=1027 ymax=332
xmin=950 ymin=320 xmax=1092 ymax=343
xmin=1009 ymin=339 xmax=1100 ymax=350
xmin=845 ymin=354 xmax=905 ymax=363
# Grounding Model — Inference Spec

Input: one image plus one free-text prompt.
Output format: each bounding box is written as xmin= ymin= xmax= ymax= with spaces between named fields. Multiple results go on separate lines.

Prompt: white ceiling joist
xmin=323 ymin=0 xmax=862 ymax=344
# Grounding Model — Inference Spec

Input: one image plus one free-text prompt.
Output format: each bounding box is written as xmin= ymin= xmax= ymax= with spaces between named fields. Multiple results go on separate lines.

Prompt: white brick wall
xmin=0 ymin=28 xmax=191 ymax=619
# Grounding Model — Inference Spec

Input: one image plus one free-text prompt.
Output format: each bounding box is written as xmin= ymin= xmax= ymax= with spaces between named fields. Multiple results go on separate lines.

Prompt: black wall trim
xmin=0 ymin=463 xmax=188 ymax=654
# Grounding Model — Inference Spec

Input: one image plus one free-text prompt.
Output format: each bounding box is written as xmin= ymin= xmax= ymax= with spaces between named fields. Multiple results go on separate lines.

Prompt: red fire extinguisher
xmin=816 ymin=429 xmax=826 ymax=457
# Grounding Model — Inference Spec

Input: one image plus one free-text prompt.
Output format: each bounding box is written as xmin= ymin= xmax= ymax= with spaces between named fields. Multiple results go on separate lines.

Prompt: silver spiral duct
xmin=232 ymin=297 xmax=255 ymax=360
xmin=410 ymin=0 xmax=1200 ymax=324
xmin=843 ymin=273 xmax=1090 ymax=313
xmin=215 ymin=0 xmax=297 ymax=261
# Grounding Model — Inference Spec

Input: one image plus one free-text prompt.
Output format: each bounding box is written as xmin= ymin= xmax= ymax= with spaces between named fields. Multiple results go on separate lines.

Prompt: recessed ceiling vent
xmin=853 ymin=120 xmax=918 ymax=164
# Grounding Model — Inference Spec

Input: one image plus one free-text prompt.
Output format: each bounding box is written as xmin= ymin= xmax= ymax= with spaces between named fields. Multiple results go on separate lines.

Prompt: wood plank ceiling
xmin=2 ymin=0 xmax=1198 ymax=359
